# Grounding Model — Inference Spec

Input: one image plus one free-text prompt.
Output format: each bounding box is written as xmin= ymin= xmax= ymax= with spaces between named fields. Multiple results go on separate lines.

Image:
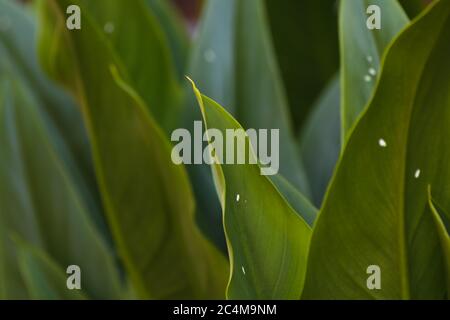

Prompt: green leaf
xmin=0 ymin=222 xmax=28 ymax=299
xmin=303 ymin=0 xmax=450 ymax=299
xmin=40 ymin=0 xmax=182 ymax=134
xmin=269 ymin=174 xmax=318 ymax=227
xmin=340 ymin=0 xmax=409 ymax=141
xmin=428 ymin=188 xmax=450 ymax=298
xmin=265 ymin=0 xmax=339 ymax=130
xmin=15 ymin=239 xmax=87 ymax=300
xmin=299 ymin=75 xmax=341 ymax=207
xmin=0 ymin=74 xmax=122 ymax=299
xmin=190 ymin=80 xmax=311 ymax=299
xmin=39 ymin=0 xmax=228 ymax=299
xmin=0 ymin=0 xmax=110 ymax=245
xmin=187 ymin=0 xmax=310 ymax=196
xmin=183 ymin=0 xmax=312 ymax=252
xmin=145 ymin=0 xmax=190 ymax=79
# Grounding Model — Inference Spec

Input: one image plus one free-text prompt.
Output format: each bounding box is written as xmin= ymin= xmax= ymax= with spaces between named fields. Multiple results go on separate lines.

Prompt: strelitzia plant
xmin=0 ymin=0 xmax=448 ymax=300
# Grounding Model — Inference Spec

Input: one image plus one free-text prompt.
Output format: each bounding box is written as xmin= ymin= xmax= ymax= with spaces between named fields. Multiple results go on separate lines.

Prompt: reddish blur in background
xmin=18 ymin=0 xmax=203 ymax=25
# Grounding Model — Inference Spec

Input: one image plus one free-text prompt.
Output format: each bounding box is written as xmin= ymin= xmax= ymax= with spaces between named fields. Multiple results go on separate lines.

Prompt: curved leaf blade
xmin=0 ymin=74 xmax=122 ymax=299
xmin=190 ymin=80 xmax=311 ymax=299
xmin=303 ymin=0 xmax=450 ymax=299
xmin=299 ymin=75 xmax=341 ymax=207
xmin=187 ymin=0 xmax=310 ymax=196
xmin=428 ymin=188 xmax=450 ymax=298
xmin=38 ymin=0 xmax=228 ymax=299
xmin=340 ymin=0 xmax=408 ymax=140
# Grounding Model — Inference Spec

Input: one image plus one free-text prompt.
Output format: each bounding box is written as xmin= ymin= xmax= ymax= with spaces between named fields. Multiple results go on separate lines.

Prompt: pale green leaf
xmin=299 ymin=75 xmax=341 ymax=207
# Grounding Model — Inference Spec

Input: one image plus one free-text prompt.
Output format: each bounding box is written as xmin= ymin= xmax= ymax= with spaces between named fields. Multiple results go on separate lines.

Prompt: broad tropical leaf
xmin=303 ymin=0 xmax=450 ymax=299
xmin=190 ymin=80 xmax=311 ymax=299
xmin=39 ymin=0 xmax=228 ymax=299
xmin=0 ymin=74 xmax=122 ymax=299
xmin=41 ymin=0 xmax=182 ymax=134
xmin=0 ymin=0 xmax=108 ymax=238
xmin=340 ymin=0 xmax=408 ymax=140
xmin=187 ymin=0 xmax=310 ymax=196
xmin=400 ymin=0 xmax=428 ymax=18
xmin=15 ymin=240 xmax=87 ymax=300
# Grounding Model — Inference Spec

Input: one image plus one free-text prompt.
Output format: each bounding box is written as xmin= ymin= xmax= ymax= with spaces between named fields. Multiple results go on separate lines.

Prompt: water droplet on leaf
xmin=414 ymin=169 xmax=421 ymax=179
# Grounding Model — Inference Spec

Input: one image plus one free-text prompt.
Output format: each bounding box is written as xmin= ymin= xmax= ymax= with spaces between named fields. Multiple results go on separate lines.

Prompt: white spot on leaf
xmin=414 ymin=169 xmax=421 ymax=179
xmin=236 ymin=194 xmax=240 ymax=202
xmin=378 ymin=139 xmax=387 ymax=148
xmin=369 ymin=68 xmax=377 ymax=76
xmin=241 ymin=266 xmax=246 ymax=275
xmin=364 ymin=75 xmax=372 ymax=82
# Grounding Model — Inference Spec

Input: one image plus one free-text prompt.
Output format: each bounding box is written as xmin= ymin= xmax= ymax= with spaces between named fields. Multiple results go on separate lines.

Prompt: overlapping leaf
xmin=400 ymin=0 xmax=428 ymax=18
xmin=145 ymin=0 xmax=190 ymax=79
xmin=187 ymin=0 xmax=310 ymax=196
xmin=340 ymin=0 xmax=408 ymax=140
xmin=265 ymin=0 xmax=339 ymax=130
xmin=38 ymin=0 xmax=228 ymax=299
xmin=0 ymin=0 xmax=121 ymax=299
xmin=303 ymin=0 xmax=450 ymax=299
xmin=190 ymin=80 xmax=311 ymax=299
xmin=41 ymin=0 xmax=182 ymax=134
xmin=428 ymin=190 xmax=450 ymax=298
xmin=0 ymin=74 xmax=122 ymax=299
xmin=299 ymin=75 xmax=341 ymax=207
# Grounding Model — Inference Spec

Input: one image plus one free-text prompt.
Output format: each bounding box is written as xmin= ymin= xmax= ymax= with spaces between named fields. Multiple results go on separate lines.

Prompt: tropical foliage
xmin=0 ymin=0 xmax=448 ymax=299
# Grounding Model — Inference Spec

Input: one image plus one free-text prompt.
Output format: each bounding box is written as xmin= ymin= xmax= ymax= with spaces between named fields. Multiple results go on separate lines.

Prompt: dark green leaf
xmin=0 ymin=74 xmax=122 ymax=299
xmin=265 ymin=0 xmax=339 ymax=131
xmin=303 ymin=0 xmax=450 ymax=299
xmin=38 ymin=0 xmax=228 ymax=299
xmin=428 ymin=188 xmax=450 ymax=298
